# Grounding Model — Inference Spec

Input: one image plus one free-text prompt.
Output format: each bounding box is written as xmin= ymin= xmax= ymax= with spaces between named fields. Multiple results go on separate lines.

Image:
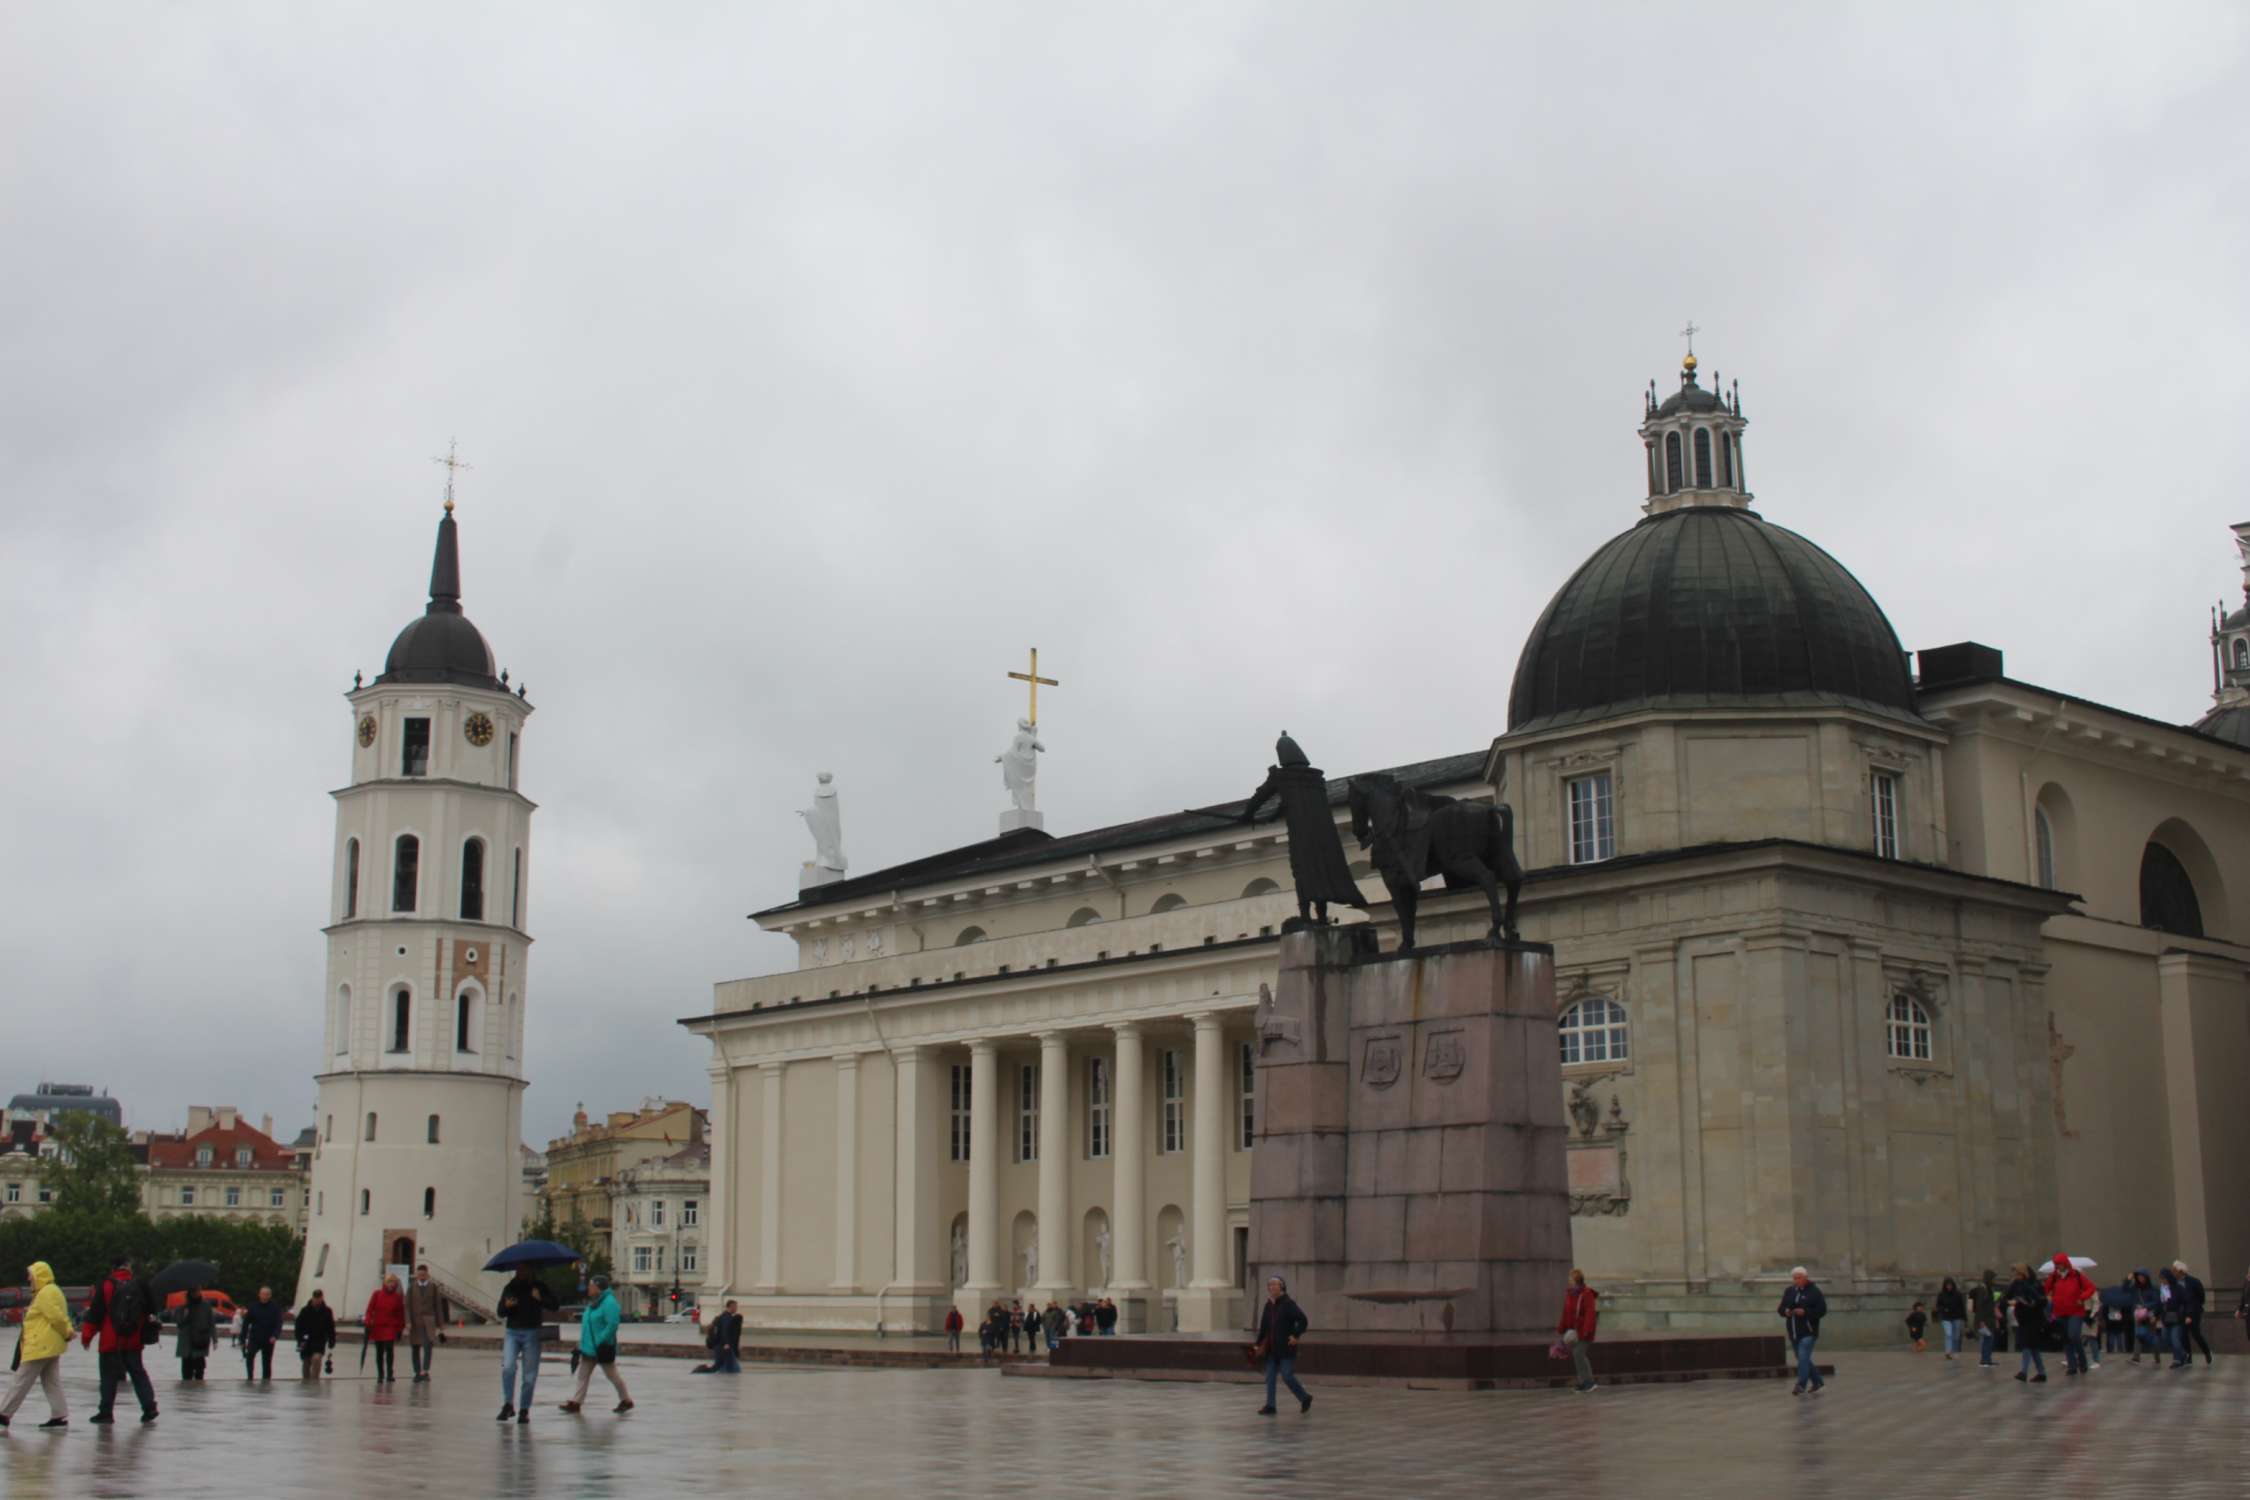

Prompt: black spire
xmin=426 ymin=508 xmax=463 ymax=614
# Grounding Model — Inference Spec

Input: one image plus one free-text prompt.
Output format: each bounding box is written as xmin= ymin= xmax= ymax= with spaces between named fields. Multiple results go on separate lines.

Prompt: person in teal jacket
xmin=558 ymin=1276 xmax=632 ymax=1415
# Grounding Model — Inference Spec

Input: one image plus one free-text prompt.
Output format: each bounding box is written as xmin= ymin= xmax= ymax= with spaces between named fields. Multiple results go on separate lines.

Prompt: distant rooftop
xmin=9 ymin=1083 xmax=122 ymax=1125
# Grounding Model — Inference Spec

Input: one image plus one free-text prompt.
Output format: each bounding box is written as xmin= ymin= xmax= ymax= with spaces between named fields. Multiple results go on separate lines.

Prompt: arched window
xmin=390 ymin=987 xmax=411 ymax=1053
xmin=1066 ymin=907 xmax=1103 ymax=928
xmin=426 ymin=1114 xmax=440 ymax=1144
xmin=359 ymin=1190 xmax=370 ymax=1216
xmin=460 ymin=838 xmax=486 ymax=922
xmin=2234 ymin=638 xmax=2248 ymax=670
xmin=1150 ymin=893 xmax=1188 ymax=914
xmin=456 ymin=989 xmax=479 ymax=1054
xmin=2140 ymin=842 xmax=2204 ymax=938
xmin=1241 ymin=877 xmax=1282 ymax=898
xmin=954 ymin=926 xmax=987 ymax=946
xmin=1557 ymin=998 xmax=1629 ymax=1065
xmin=1693 ymin=428 xmax=1713 ymax=487
xmin=392 ymin=834 xmax=419 ymax=913
xmin=1886 ymin=995 xmax=1933 ymax=1061
xmin=344 ymin=838 xmax=360 ymax=920
xmin=1664 ymin=431 xmax=1683 ymax=492
xmin=2035 ymin=808 xmax=2057 ymax=890
xmin=511 ymin=848 xmax=523 ymax=927
xmin=364 ymin=1112 xmax=378 ymax=1142
xmin=1718 ymin=428 xmax=1733 ymax=486
xmin=334 ymin=986 xmax=351 ymax=1055
xmin=422 ymin=1187 xmax=435 ymax=1219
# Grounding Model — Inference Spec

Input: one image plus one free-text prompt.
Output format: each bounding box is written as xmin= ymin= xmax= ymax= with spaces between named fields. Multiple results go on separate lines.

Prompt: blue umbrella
xmin=484 ymin=1240 xmax=581 ymax=1271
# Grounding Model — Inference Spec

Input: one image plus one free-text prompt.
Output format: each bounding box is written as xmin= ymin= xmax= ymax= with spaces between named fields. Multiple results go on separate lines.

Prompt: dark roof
xmin=8 ymin=1087 xmax=122 ymax=1124
xmin=755 ymin=748 xmax=1488 ymax=919
xmin=1507 ymin=505 xmax=1918 ymax=734
xmin=2194 ymin=704 xmax=2250 ymax=749
xmin=1654 ymin=368 xmax=1728 ymax=417
xmin=376 ymin=510 xmax=501 ymax=690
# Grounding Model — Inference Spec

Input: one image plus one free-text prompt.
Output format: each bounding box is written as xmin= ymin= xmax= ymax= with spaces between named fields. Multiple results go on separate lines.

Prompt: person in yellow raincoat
xmin=2 ymin=1260 xmax=75 ymax=1427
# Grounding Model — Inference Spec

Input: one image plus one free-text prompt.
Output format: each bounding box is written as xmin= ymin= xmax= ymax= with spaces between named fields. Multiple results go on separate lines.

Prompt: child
xmin=1905 ymin=1301 xmax=1929 ymax=1351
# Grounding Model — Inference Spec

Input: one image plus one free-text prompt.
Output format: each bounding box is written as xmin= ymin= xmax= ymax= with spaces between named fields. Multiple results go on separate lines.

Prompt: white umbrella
xmin=2039 ymin=1256 xmax=2097 ymax=1276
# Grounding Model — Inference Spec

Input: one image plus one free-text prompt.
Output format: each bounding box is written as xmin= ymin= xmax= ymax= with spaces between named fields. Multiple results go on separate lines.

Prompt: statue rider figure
xmin=1241 ymin=731 xmax=1368 ymax=927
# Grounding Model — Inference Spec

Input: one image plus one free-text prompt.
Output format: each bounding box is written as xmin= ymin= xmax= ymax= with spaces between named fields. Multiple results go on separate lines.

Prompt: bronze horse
xmin=1346 ymin=772 xmax=1521 ymax=951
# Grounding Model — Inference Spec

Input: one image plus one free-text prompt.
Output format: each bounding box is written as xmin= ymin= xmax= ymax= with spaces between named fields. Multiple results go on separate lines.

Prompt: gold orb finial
xmin=1682 ymin=352 xmax=1698 ymax=372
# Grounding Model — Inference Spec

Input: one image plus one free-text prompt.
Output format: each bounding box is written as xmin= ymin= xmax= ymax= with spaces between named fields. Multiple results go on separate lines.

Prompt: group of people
xmin=971 ymin=1295 xmax=1120 ymax=1355
xmin=1913 ymin=1258 xmax=2232 ymax=1381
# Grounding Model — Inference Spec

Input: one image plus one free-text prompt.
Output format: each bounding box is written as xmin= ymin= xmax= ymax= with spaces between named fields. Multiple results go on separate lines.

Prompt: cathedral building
xmin=684 ymin=353 xmax=2250 ymax=1341
xmin=296 ymin=500 xmax=535 ymax=1318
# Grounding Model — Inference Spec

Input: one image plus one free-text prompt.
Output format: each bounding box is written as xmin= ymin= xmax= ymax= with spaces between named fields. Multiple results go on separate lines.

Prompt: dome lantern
xmin=1640 ymin=338 xmax=1749 ymax=516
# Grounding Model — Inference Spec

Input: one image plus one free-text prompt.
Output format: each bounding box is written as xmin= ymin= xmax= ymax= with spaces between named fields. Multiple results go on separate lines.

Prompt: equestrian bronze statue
xmin=1346 ymin=771 xmax=1521 ymax=951
xmin=1240 ymin=732 xmax=1370 ymax=928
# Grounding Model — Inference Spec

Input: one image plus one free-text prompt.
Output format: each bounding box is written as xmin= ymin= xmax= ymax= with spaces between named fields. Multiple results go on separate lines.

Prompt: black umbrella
xmin=148 ymin=1260 xmax=220 ymax=1296
xmin=483 ymin=1240 xmax=580 ymax=1271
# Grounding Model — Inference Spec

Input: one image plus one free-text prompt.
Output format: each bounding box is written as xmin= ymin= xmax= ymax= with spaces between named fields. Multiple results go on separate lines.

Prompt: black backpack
xmin=104 ymin=1278 xmax=146 ymax=1335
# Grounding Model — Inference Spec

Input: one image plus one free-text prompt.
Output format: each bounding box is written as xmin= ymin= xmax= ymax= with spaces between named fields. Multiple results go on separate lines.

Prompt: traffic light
xmin=669 ymin=1288 xmax=680 ymax=1305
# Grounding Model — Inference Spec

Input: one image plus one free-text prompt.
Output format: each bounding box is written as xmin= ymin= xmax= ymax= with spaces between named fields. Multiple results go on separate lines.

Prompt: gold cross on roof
xmin=1007 ymin=647 xmax=1059 ymax=726
xmin=432 ymin=438 xmax=472 ymax=513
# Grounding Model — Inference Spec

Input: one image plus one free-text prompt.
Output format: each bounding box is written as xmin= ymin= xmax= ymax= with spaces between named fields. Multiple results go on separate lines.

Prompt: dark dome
xmin=1508 ymin=505 xmax=1917 ymax=734
xmin=374 ymin=510 xmax=503 ymax=690
xmin=2193 ymin=704 xmax=2250 ymax=749
xmin=1654 ymin=376 xmax=1727 ymax=417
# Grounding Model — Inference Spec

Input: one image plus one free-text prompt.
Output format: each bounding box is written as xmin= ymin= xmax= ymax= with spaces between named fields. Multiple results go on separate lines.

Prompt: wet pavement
xmin=3 ymin=1346 xmax=2246 ymax=1498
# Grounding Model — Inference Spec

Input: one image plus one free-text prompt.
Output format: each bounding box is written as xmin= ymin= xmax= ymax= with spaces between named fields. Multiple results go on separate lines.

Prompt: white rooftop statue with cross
xmin=1007 ymin=647 xmax=1058 ymax=727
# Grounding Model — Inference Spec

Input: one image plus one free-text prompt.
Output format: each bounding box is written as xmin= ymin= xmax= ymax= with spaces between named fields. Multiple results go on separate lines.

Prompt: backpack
xmin=103 ymin=1278 xmax=146 ymax=1336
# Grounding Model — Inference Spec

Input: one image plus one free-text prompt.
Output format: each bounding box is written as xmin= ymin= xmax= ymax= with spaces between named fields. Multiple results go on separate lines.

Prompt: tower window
xmin=2234 ymin=639 xmax=2248 ymax=670
xmin=507 ymin=732 xmax=519 ymax=788
xmin=460 ymin=837 xmax=486 ymax=921
xmin=390 ymin=987 xmax=411 ymax=1053
xmin=1664 ymin=432 xmax=1683 ymax=493
xmin=511 ymin=849 xmax=523 ymax=928
xmin=2035 ymin=808 xmax=2057 ymax=890
xmin=344 ymin=838 xmax=360 ymax=920
xmin=365 ymin=1112 xmax=378 ymax=1142
xmin=456 ymin=990 xmax=478 ymax=1053
xmin=1872 ymin=772 xmax=1902 ymax=860
xmin=427 ymin=1114 xmax=440 ymax=1144
xmin=423 ymin=1187 xmax=435 ymax=1219
xmin=392 ymin=835 xmax=420 ymax=913
xmin=401 ymin=717 xmax=431 ymax=777
xmin=1718 ymin=428 xmax=1734 ymax=486
xmin=360 ymin=1189 xmax=370 ymax=1217
xmin=1693 ymin=427 xmax=1713 ymax=488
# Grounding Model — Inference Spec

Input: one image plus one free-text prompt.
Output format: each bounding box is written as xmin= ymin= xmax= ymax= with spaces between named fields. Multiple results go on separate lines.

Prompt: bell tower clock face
xmin=463 ymin=712 xmax=496 ymax=747
xmin=357 ymin=715 xmax=378 ymax=748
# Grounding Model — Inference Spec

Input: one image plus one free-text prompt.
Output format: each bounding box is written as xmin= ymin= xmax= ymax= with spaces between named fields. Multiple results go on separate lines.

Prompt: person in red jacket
xmin=81 ymin=1256 xmax=159 ymax=1424
xmin=1556 ymin=1269 xmax=1600 ymax=1394
xmin=944 ymin=1305 xmax=964 ymax=1354
xmin=2047 ymin=1254 xmax=2099 ymax=1378
xmin=364 ymin=1274 xmax=408 ymax=1385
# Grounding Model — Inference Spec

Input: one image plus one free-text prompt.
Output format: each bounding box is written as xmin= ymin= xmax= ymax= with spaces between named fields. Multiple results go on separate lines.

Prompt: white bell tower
xmin=296 ymin=491 xmax=536 ymax=1319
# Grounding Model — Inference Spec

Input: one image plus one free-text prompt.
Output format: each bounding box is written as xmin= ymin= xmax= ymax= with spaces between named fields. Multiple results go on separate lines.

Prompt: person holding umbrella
xmin=295 ymin=1289 xmax=337 ymax=1380
xmin=241 ymin=1286 xmax=283 ymax=1381
xmin=174 ymin=1288 xmax=215 ymax=1382
xmin=363 ymin=1273 xmax=407 ymax=1384
xmin=486 ymin=1240 xmax=569 ymax=1425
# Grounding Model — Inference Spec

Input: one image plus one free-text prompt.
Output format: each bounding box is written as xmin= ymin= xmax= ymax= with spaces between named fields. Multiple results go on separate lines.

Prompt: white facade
xmin=295 ymin=509 xmax=534 ymax=1320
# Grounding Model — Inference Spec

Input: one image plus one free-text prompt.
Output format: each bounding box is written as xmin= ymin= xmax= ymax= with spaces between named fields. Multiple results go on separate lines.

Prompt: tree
xmin=39 ymin=1112 xmax=141 ymax=1217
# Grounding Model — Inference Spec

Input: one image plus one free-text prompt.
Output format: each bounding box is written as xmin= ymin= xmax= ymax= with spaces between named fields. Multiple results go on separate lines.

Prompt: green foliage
xmin=38 ymin=1114 xmax=142 ymax=1217
xmin=0 ymin=1211 xmax=304 ymax=1303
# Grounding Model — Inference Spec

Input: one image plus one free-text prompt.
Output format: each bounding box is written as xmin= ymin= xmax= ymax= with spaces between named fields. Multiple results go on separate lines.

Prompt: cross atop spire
xmin=432 ymin=438 xmax=472 ymax=514
xmin=1679 ymin=319 xmax=1700 ymax=359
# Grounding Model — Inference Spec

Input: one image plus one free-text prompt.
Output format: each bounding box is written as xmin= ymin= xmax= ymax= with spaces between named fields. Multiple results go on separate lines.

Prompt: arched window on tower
xmin=460 ymin=838 xmax=485 ymax=922
xmin=344 ymin=838 xmax=360 ymax=920
xmin=2140 ymin=842 xmax=2204 ymax=938
xmin=389 ymin=987 xmax=411 ymax=1053
xmin=427 ymin=1114 xmax=440 ymax=1144
xmin=392 ymin=835 xmax=419 ymax=913
xmin=423 ymin=1187 xmax=435 ymax=1220
xmin=1693 ymin=428 xmax=1713 ymax=488
xmin=1718 ymin=428 xmax=1734 ymax=486
xmin=511 ymin=848 xmax=523 ymax=928
xmin=364 ymin=1112 xmax=378 ymax=1142
xmin=1664 ymin=432 xmax=1683 ymax=492
xmin=456 ymin=989 xmax=479 ymax=1054
xmin=2234 ymin=638 xmax=2248 ymax=670
xmin=2035 ymin=808 xmax=2057 ymax=890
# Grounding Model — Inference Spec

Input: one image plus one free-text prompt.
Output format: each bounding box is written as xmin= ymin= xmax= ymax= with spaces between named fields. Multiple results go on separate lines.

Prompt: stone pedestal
xmin=1249 ymin=927 xmax=1570 ymax=1334
xmin=999 ymin=808 xmax=1045 ymax=833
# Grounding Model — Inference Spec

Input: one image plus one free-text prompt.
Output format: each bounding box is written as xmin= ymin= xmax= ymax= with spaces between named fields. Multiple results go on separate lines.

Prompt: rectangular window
xmin=1239 ymin=1042 xmax=1257 ymax=1150
xmin=1086 ymin=1057 xmax=1111 ymax=1159
xmin=950 ymin=1064 xmax=972 ymax=1162
xmin=4 ymin=1182 xmax=18 ymax=1203
xmin=507 ymin=732 xmax=519 ymax=789
xmin=401 ymin=716 xmax=431 ymax=777
xmin=344 ymin=839 xmax=360 ymax=919
xmin=682 ymin=1199 xmax=699 ymax=1228
xmin=652 ymin=1200 xmax=665 ymax=1228
xmin=37 ymin=1184 xmax=51 ymax=1204
xmin=1566 ymin=771 xmax=1615 ymax=865
xmin=633 ymin=1245 xmax=653 ymax=1274
xmin=181 ymin=1186 xmax=195 ymax=1206
xmin=511 ymin=849 xmax=523 ymax=928
xmin=271 ymin=1188 xmax=286 ymax=1208
xmin=315 ymin=1243 xmax=329 ymax=1275
xmin=225 ymin=1186 xmax=241 ymax=1207
xmin=1872 ymin=771 xmax=1901 ymax=860
xmin=1160 ymin=1050 xmax=1185 ymax=1154
xmin=1018 ymin=1063 xmax=1040 ymax=1163
xmin=235 ymin=1147 xmax=252 ymax=1166
xmin=681 ymin=1245 xmax=698 ymax=1274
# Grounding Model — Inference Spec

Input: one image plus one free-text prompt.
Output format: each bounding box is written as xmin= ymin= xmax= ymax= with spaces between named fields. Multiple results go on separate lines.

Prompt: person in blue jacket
xmin=558 ymin=1276 xmax=633 ymax=1415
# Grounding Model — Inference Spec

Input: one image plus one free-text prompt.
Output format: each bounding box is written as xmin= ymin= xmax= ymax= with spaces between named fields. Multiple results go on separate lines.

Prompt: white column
xmin=756 ymin=1062 xmax=783 ymax=1292
xmin=892 ymin=1046 xmax=939 ymax=1295
xmin=702 ymin=1062 xmax=733 ymax=1299
xmin=1176 ymin=1012 xmax=1234 ymax=1331
xmin=831 ymin=1052 xmax=860 ymax=1291
xmin=1035 ymin=1031 xmax=1071 ymax=1294
xmin=1110 ymin=1023 xmax=1149 ymax=1292
xmin=959 ymin=1040 xmax=1001 ymax=1314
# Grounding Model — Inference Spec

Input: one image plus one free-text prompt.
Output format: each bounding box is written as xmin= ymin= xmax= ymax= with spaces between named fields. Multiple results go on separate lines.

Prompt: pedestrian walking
xmin=1009 ymin=1301 xmax=1026 ymax=1354
xmin=295 ymin=1290 xmax=337 ymax=1380
xmin=242 ymin=1285 xmax=283 ymax=1380
xmin=1042 ymin=1298 xmax=1066 ymax=1353
xmin=1252 ymin=1275 xmax=1311 ymax=1415
xmin=693 ymin=1301 xmax=743 ymax=1374
xmin=81 ymin=1256 xmax=159 ymax=1424
xmin=405 ymin=1264 xmax=449 ymax=1383
xmin=175 ymin=1288 xmax=215 ymax=1381
xmin=1904 ymin=1301 xmax=1928 ymax=1352
xmin=1778 ymin=1267 xmax=1826 ymax=1395
xmin=364 ymin=1274 xmax=406 ymax=1384
xmin=2100 ymin=1283 xmax=2130 ymax=1356
xmin=1555 ymin=1269 xmax=1600 ymax=1393
xmin=494 ymin=1266 xmax=557 ymax=1424
xmin=2045 ymin=1254 xmax=2098 ymax=1377
xmin=2156 ymin=1267 xmax=2190 ymax=1369
xmin=1966 ymin=1272 xmax=1999 ymax=1368
xmin=558 ymin=1274 xmax=633 ymax=1415
xmin=2005 ymin=1263 xmax=2047 ymax=1383
xmin=2172 ymin=1261 xmax=2212 ymax=1365
xmin=0 ymin=1260 xmax=73 ymax=1428
xmin=2126 ymin=1269 xmax=2162 ymax=1363
xmin=944 ymin=1305 xmax=963 ymax=1354
xmin=1932 ymin=1278 xmax=1967 ymax=1360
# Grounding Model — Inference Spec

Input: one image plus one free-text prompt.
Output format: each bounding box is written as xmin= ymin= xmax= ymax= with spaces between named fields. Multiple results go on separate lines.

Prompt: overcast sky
xmin=4 ymin=4 xmax=2246 ymax=1149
